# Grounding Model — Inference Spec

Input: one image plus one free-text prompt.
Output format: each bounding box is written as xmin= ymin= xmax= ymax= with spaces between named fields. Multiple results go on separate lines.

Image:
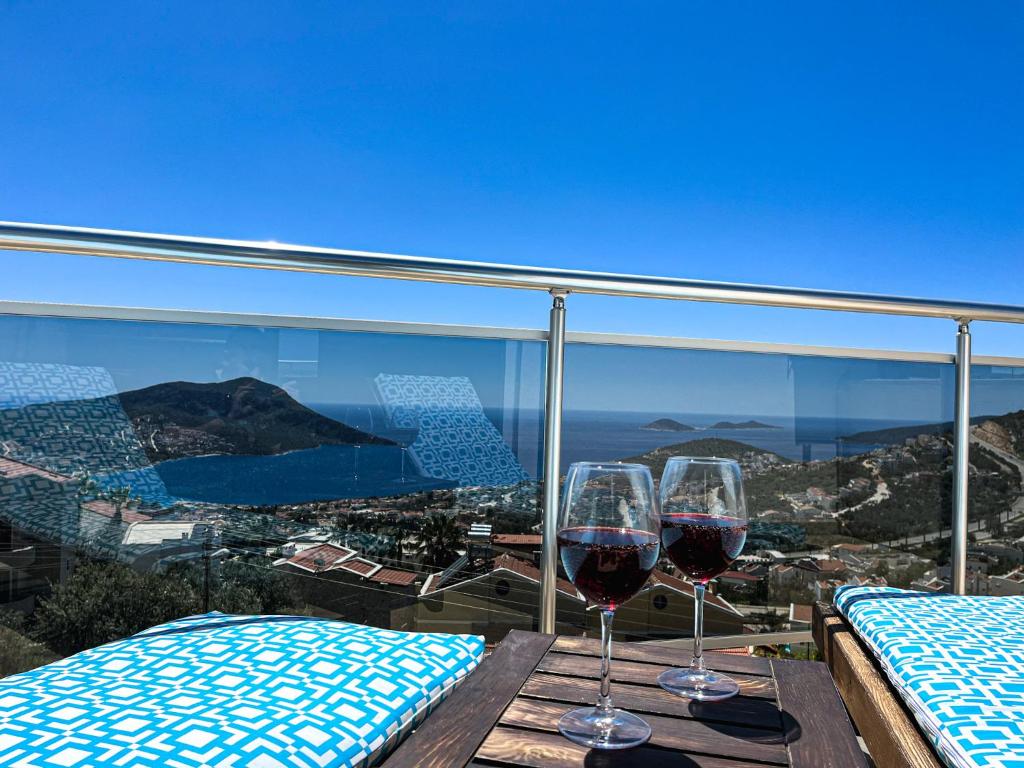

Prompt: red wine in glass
xmin=558 ymin=526 xmax=660 ymax=609
xmin=657 ymin=457 xmax=748 ymax=702
xmin=556 ymin=462 xmax=659 ymax=750
xmin=660 ymin=513 xmax=747 ymax=584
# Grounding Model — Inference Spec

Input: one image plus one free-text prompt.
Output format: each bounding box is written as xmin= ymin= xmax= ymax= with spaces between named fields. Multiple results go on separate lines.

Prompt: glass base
xmin=557 ymin=706 xmax=652 ymax=750
xmin=657 ymin=667 xmax=740 ymax=701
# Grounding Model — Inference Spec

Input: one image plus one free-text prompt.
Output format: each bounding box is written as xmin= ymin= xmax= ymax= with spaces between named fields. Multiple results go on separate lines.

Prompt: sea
xmin=146 ymin=406 xmax=932 ymax=506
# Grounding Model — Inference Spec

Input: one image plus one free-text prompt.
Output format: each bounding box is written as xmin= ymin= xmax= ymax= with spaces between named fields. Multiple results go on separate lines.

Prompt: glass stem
xmin=598 ymin=608 xmax=615 ymax=713
xmin=691 ymin=583 xmax=706 ymax=675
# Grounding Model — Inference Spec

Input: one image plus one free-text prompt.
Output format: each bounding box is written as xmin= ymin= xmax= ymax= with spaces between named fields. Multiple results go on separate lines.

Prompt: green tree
xmin=0 ymin=626 xmax=58 ymax=678
xmin=30 ymin=561 xmax=201 ymax=656
xmin=211 ymin=582 xmax=263 ymax=614
xmin=217 ymin=558 xmax=296 ymax=614
xmin=416 ymin=513 xmax=462 ymax=568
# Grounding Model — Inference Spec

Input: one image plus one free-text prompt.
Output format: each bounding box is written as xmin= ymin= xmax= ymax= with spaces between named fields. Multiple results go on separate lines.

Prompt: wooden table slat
xmin=550 ymin=636 xmax=773 ymax=677
xmin=476 ymin=726 xmax=773 ymax=768
xmin=384 ymin=630 xmax=556 ymax=768
xmin=537 ymin=652 xmax=777 ymax=700
xmin=772 ymin=657 xmax=870 ymax=768
xmin=499 ymin=698 xmax=790 ymax=765
xmin=520 ymin=672 xmax=784 ymax=731
xmin=382 ymin=629 xmax=867 ymax=768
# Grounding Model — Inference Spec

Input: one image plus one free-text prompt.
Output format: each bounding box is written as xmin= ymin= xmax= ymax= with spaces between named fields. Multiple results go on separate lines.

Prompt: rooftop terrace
xmin=1 ymin=222 xmax=1023 ymax=766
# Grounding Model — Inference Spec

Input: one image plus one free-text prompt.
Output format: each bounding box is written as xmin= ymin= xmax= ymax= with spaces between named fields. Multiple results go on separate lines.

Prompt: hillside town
xmin=3 ymin=390 xmax=1024 ymax=664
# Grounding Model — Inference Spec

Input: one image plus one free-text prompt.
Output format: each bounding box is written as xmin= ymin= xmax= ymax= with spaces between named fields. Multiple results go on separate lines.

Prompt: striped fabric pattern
xmin=835 ymin=586 xmax=1024 ymax=768
xmin=0 ymin=614 xmax=484 ymax=768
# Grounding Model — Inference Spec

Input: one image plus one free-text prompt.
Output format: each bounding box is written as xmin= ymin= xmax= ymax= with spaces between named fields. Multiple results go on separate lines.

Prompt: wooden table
xmin=385 ymin=630 xmax=868 ymax=768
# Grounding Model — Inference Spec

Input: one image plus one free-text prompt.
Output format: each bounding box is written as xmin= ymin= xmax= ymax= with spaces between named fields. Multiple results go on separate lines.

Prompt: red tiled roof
xmin=286 ymin=543 xmax=356 ymax=572
xmin=491 ymin=534 xmax=543 ymax=546
xmin=789 ymin=603 xmax=813 ymax=624
xmin=816 ymin=559 xmax=848 ymax=573
xmin=493 ymin=553 xmax=578 ymax=597
xmin=720 ymin=570 xmax=762 ymax=582
xmin=832 ymin=543 xmax=869 ymax=552
xmin=647 ymin=570 xmax=740 ymax=615
xmin=371 ymin=568 xmax=419 ymax=586
xmin=338 ymin=558 xmax=378 ymax=576
xmin=82 ymin=499 xmax=150 ymax=523
xmin=0 ymin=456 xmax=71 ymax=484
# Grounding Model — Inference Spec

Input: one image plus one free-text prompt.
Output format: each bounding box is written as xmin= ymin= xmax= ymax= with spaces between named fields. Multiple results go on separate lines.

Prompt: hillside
xmin=640 ymin=418 xmax=696 ymax=432
xmin=120 ymin=377 xmax=393 ymax=461
xmin=621 ymin=437 xmax=791 ymax=479
xmin=843 ymin=411 xmax=1024 ymax=459
xmin=841 ymin=417 xmax=991 ymax=446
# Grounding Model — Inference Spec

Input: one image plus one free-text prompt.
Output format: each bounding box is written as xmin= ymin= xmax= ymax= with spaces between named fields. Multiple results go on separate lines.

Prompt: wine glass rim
xmin=568 ymin=461 xmax=651 ymax=472
xmin=664 ymin=455 xmax=740 ymax=466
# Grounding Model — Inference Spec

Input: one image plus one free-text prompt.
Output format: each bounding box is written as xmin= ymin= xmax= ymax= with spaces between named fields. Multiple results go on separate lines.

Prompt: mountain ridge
xmin=119 ymin=377 xmax=393 ymax=462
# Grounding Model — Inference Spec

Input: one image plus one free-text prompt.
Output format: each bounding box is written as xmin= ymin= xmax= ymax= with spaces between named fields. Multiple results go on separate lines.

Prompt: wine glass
xmin=557 ymin=462 xmax=660 ymax=750
xmin=657 ymin=457 xmax=748 ymax=701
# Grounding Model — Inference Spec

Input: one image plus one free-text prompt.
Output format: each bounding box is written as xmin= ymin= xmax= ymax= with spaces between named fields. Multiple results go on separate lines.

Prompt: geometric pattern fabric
xmin=836 ymin=586 xmax=1024 ymax=768
xmin=0 ymin=613 xmax=484 ymax=767
xmin=374 ymin=373 xmax=528 ymax=488
xmin=0 ymin=361 xmax=172 ymax=502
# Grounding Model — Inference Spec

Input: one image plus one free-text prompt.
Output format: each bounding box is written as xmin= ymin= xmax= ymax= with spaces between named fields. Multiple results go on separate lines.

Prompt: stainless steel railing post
xmin=951 ymin=320 xmax=972 ymax=595
xmin=539 ymin=290 xmax=567 ymax=633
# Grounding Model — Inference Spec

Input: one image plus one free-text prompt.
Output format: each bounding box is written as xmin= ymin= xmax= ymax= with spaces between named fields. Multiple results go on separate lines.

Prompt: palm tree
xmin=387 ymin=525 xmax=409 ymax=561
xmin=416 ymin=513 xmax=462 ymax=568
xmin=104 ymin=485 xmax=138 ymax=523
xmin=74 ymin=472 xmax=99 ymax=507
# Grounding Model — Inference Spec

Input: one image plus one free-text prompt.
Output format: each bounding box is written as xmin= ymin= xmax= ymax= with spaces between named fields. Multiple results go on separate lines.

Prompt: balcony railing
xmin=1 ymin=221 xmax=1023 ymax=667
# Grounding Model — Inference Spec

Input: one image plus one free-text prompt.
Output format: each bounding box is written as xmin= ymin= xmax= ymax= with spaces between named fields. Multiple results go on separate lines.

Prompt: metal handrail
xmin=2 ymin=221 xmax=1024 ymax=322
xmin=1 ymin=220 xmax=1021 ymax=626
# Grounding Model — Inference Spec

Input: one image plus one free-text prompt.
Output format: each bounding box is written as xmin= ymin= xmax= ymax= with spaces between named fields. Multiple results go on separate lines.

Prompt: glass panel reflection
xmin=0 ymin=315 xmax=545 ymax=674
xmin=2 ymin=312 xmax=1022 ymax=674
xmin=560 ymin=344 xmax=1024 ymax=650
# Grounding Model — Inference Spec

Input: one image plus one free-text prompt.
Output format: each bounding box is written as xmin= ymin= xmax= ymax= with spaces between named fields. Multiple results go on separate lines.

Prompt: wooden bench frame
xmin=812 ymin=602 xmax=942 ymax=768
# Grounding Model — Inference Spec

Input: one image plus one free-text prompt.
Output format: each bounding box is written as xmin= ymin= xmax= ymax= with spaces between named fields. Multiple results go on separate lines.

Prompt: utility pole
xmin=203 ymin=525 xmax=212 ymax=613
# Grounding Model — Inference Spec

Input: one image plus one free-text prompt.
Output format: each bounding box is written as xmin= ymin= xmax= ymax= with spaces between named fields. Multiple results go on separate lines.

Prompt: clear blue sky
xmin=1 ymin=2 xmax=1022 ymax=356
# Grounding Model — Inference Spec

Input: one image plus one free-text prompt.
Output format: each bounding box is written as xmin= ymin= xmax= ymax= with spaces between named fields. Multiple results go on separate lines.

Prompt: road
xmin=761 ymin=434 xmax=1024 ymax=556
xmin=870 ymin=433 xmax=1024 ymax=549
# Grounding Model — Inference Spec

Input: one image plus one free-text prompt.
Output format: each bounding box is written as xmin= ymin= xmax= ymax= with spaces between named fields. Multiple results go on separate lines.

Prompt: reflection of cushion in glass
xmin=375 ymin=373 xmax=527 ymax=487
xmin=0 ymin=613 xmax=485 ymax=768
xmin=0 ymin=362 xmax=172 ymax=502
xmin=836 ymin=586 xmax=1024 ymax=768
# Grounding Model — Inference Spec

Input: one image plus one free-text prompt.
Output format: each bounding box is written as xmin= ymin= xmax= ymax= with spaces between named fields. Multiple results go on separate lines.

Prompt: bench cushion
xmin=835 ymin=586 xmax=1024 ymax=768
xmin=0 ymin=614 xmax=484 ymax=768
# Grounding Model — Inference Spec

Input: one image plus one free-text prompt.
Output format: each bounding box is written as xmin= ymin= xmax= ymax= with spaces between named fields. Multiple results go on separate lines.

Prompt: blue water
xmin=557 ymin=410 xmax=916 ymax=469
xmin=149 ymin=407 xmax=933 ymax=505
xmin=153 ymin=444 xmax=454 ymax=505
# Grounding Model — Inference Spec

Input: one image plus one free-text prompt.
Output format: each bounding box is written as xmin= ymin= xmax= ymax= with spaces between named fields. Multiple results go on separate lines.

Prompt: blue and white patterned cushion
xmin=0 ymin=614 xmax=484 ymax=768
xmin=835 ymin=586 xmax=1024 ymax=768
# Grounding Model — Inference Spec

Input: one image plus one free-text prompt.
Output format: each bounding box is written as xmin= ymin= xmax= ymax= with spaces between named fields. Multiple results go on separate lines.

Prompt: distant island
xmin=709 ymin=420 xmax=781 ymax=430
xmin=119 ymin=377 xmax=394 ymax=462
xmin=641 ymin=418 xmax=696 ymax=432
